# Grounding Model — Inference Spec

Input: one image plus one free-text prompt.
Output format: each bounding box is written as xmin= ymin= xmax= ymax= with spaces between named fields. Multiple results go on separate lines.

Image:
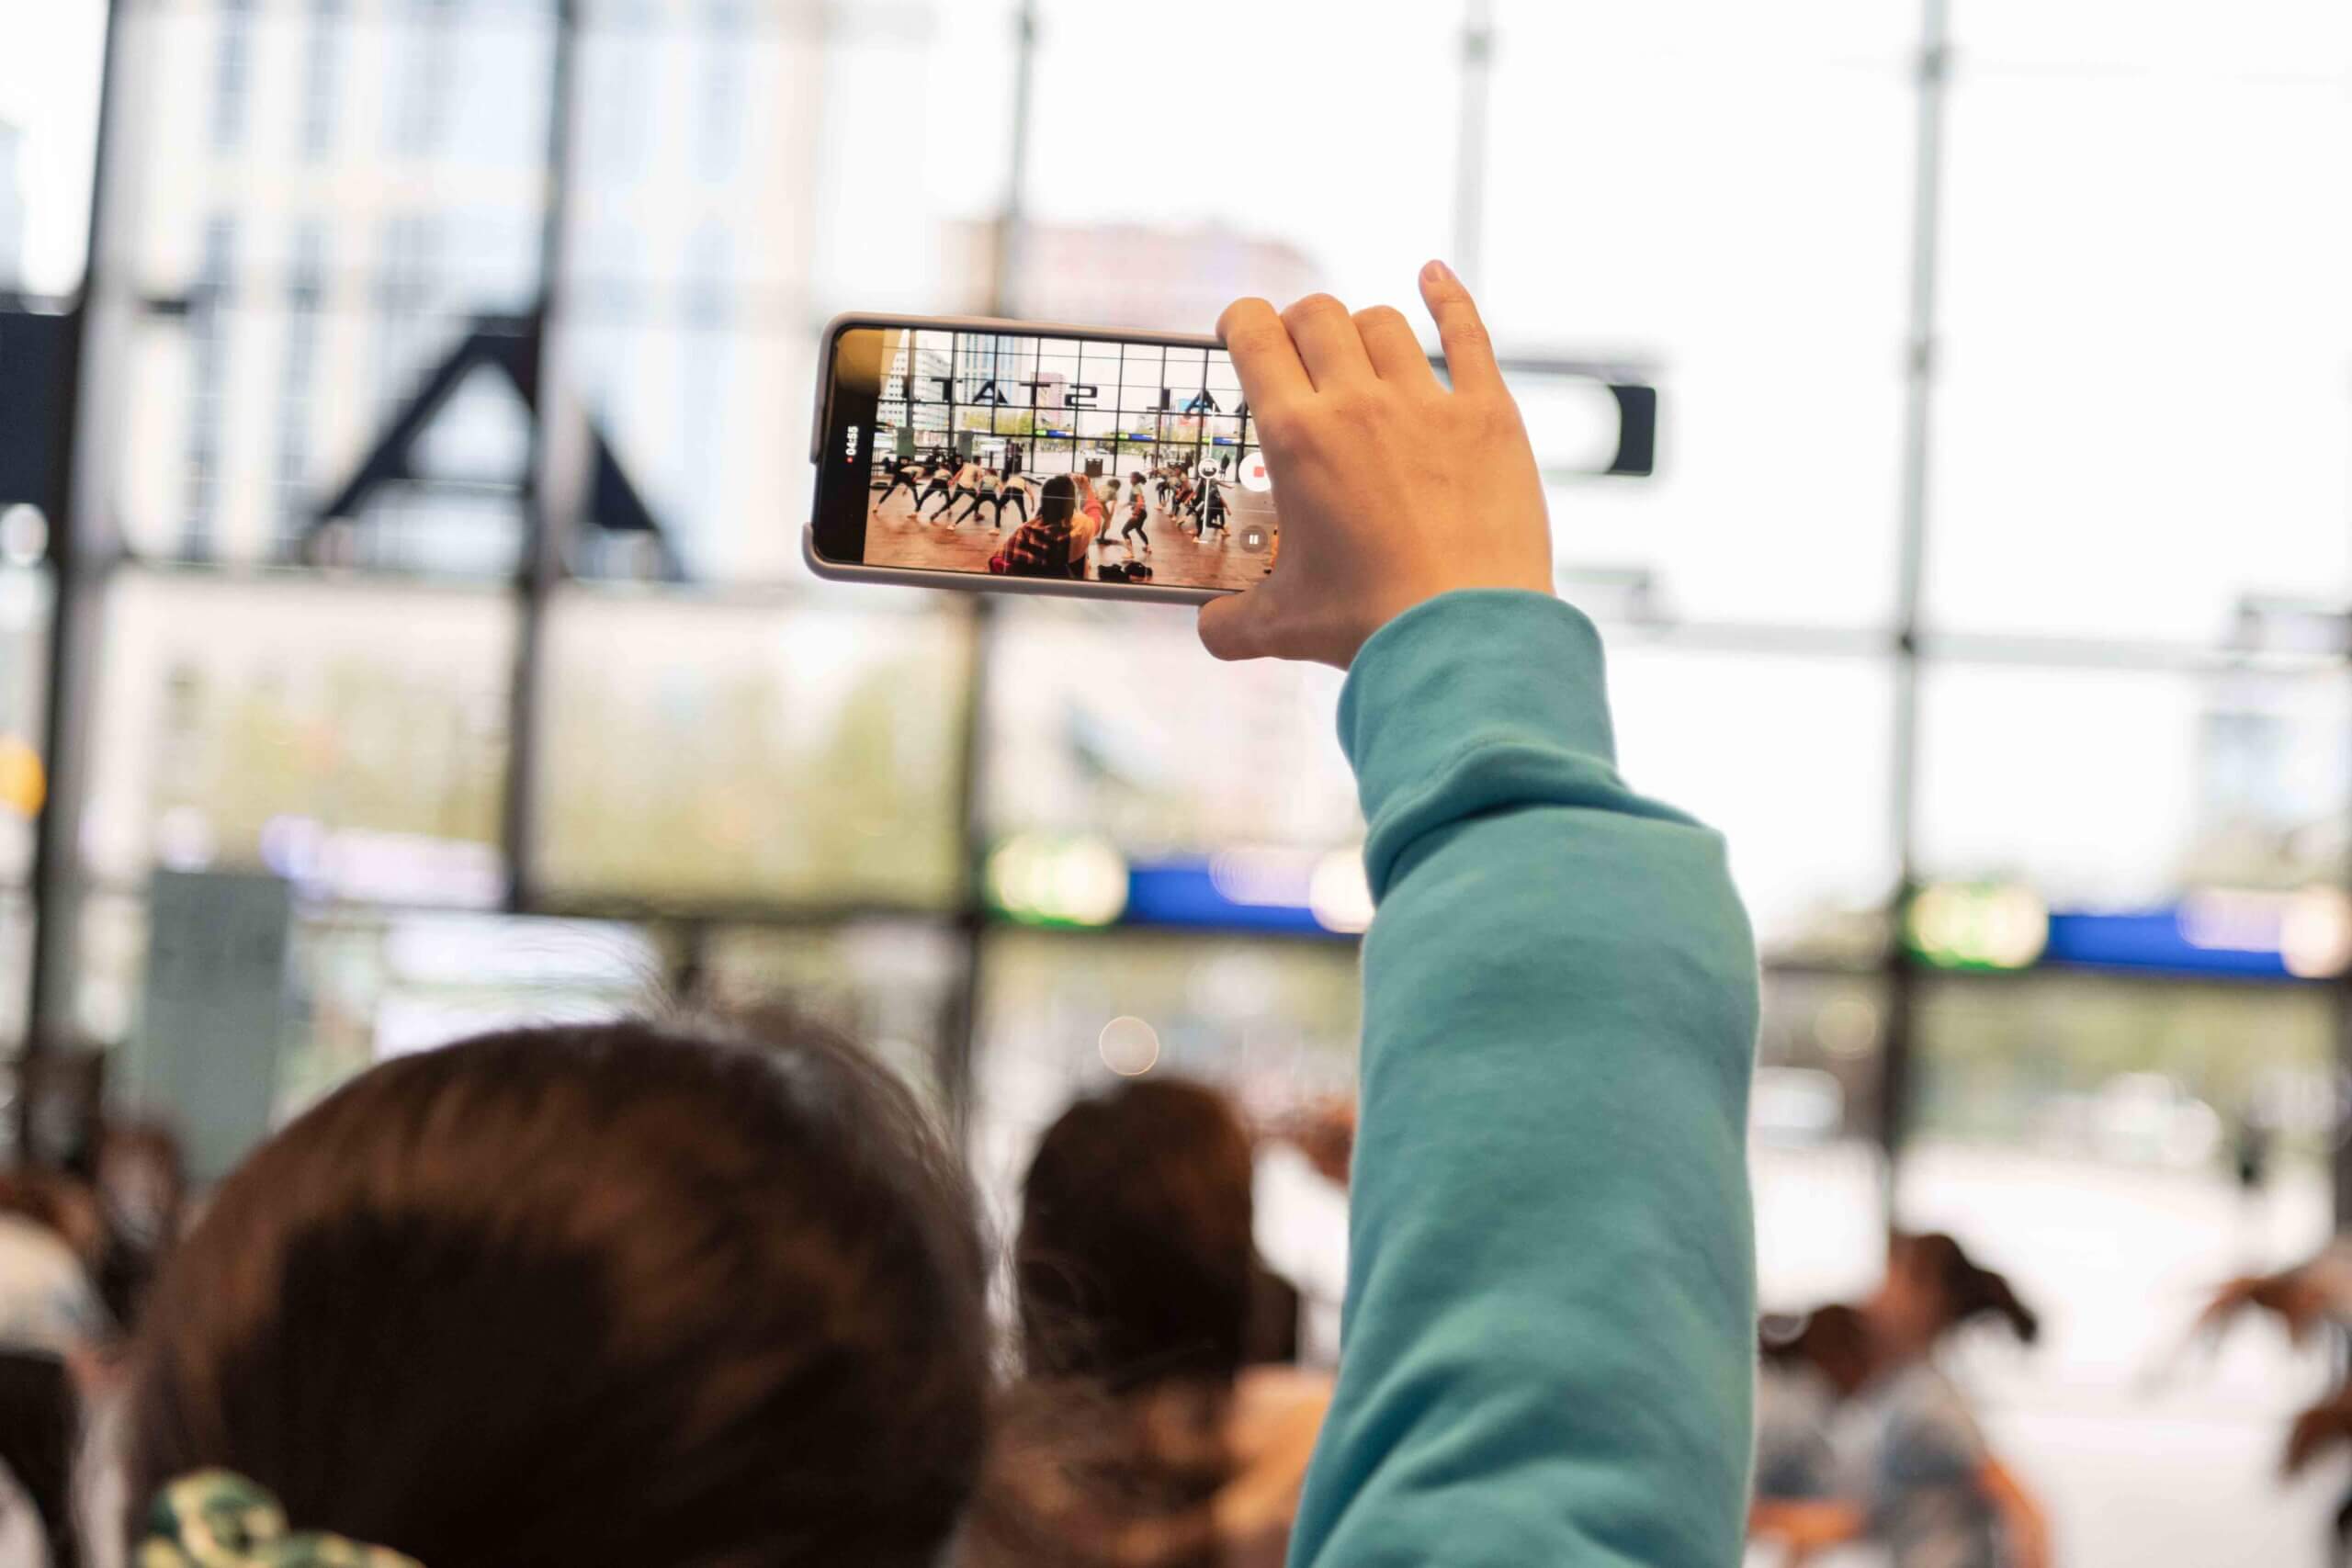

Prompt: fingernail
xmin=1422 ymin=258 xmax=1455 ymax=287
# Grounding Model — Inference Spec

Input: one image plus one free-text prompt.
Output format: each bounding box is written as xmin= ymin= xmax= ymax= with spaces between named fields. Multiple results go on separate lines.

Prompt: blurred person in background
xmin=1852 ymin=1235 xmax=2050 ymax=1568
xmin=2193 ymin=1239 xmax=2352 ymax=1350
xmin=1750 ymin=1303 xmax=1874 ymax=1564
xmin=2189 ymin=1241 xmax=2352 ymax=1559
xmin=84 ymin=1122 xmax=185 ymax=1335
xmin=0 ymin=1167 xmax=114 ymax=1568
xmin=1752 ymin=1237 xmax=2047 ymax=1568
xmin=0 ymin=1172 xmax=107 ymax=1359
xmin=121 ymin=1021 xmax=991 ymax=1568
xmin=966 ymin=1076 xmax=1329 ymax=1568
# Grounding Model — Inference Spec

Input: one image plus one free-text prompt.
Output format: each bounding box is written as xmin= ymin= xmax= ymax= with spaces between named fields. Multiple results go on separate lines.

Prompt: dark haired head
xmin=1017 ymin=1077 xmax=1254 ymax=1392
xmin=0 ymin=1167 xmax=106 ymax=1277
xmin=127 ymin=1021 xmax=989 ymax=1568
xmin=1759 ymin=1303 xmax=1872 ymax=1396
xmin=1893 ymin=1231 xmax=2039 ymax=1346
xmin=1038 ymin=475 xmax=1078 ymax=525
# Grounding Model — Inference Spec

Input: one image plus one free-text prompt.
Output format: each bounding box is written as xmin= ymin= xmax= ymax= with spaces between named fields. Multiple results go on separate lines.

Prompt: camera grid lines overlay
xmin=854 ymin=327 xmax=1276 ymax=592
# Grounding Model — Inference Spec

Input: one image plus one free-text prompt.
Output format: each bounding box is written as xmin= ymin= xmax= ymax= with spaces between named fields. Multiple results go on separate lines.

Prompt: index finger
xmin=1419 ymin=259 xmax=1504 ymax=397
xmin=1216 ymin=296 xmax=1311 ymax=416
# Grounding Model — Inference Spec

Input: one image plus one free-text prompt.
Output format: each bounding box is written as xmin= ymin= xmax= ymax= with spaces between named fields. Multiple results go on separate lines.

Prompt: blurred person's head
xmin=0 ymin=1168 xmax=106 ymax=1275
xmin=0 ymin=1199 xmax=111 ymax=1363
xmin=90 ymin=1123 xmax=187 ymax=1335
xmin=1759 ymin=1303 xmax=1872 ymax=1398
xmin=126 ymin=1021 xmax=989 ymax=1568
xmin=1017 ymin=1077 xmax=1255 ymax=1392
xmin=0 ymin=1165 xmax=114 ymax=1350
xmin=1870 ymin=1231 xmax=2039 ymax=1356
xmin=1037 ymin=475 xmax=1078 ymax=526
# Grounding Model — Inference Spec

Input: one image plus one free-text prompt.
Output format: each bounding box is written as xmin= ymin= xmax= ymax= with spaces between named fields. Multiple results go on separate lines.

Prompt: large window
xmin=536 ymin=591 xmax=969 ymax=908
xmin=9 ymin=6 xmax=2352 ymax=1563
xmin=1928 ymin=17 xmax=2352 ymax=643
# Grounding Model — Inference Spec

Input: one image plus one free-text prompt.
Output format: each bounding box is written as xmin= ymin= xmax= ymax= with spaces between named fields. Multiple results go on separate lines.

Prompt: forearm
xmin=1750 ymin=1499 xmax=1868 ymax=1552
xmin=1981 ymin=1458 xmax=2050 ymax=1568
xmin=1288 ymin=591 xmax=1760 ymax=1567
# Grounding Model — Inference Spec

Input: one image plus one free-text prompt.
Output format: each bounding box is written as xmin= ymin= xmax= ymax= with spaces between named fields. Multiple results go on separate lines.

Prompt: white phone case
xmin=806 ymin=310 xmax=1244 ymax=606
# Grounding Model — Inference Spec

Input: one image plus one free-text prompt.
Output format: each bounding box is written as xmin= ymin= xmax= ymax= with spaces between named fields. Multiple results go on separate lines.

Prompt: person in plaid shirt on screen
xmin=991 ymin=474 xmax=1081 ymax=578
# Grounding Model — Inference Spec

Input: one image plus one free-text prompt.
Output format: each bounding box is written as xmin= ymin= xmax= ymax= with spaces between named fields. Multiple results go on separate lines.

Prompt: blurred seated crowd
xmin=0 ymin=1033 xmax=2335 ymax=1568
xmin=0 ymin=1115 xmax=184 ymax=1567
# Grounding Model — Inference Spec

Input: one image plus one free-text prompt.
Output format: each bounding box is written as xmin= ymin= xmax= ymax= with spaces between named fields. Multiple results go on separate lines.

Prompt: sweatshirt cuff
xmin=1338 ymin=591 xmax=1620 ymax=899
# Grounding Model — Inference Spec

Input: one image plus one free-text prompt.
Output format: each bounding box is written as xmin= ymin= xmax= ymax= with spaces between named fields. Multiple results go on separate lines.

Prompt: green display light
xmin=985 ymin=833 xmax=1129 ymax=929
xmin=1904 ymin=883 xmax=2049 ymax=971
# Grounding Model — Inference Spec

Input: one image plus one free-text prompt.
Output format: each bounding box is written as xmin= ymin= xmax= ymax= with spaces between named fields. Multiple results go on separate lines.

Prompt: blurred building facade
xmin=950 ymin=219 xmax=1320 ymax=333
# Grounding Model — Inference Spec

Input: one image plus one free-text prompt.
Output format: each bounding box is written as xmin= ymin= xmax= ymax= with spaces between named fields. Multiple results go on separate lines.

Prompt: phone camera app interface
xmin=856 ymin=327 xmax=1274 ymax=592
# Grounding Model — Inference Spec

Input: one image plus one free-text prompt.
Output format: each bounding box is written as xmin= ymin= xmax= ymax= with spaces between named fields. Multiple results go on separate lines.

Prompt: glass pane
xmin=279 ymin=907 xmax=664 ymax=1116
xmin=694 ymin=920 xmax=963 ymax=1106
xmin=537 ymin=591 xmax=969 ymax=908
xmin=1018 ymin=1 xmax=1458 ymax=326
xmin=1483 ymin=4 xmax=1915 ymax=627
xmin=804 ymin=0 xmax=1020 ymax=317
xmin=1753 ymin=970 xmax=1887 ymax=1310
xmin=982 ymin=598 xmax=1358 ymax=856
xmin=1609 ymin=646 xmax=1896 ymax=963
xmin=1901 ymin=973 xmax=2335 ymax=1568
xmin=560 ymin=1 xmax=1021 ymax=584
xmin=114 ymin=297 xmax=537 ymax=570
xmin=969 ymin=925 xmax=1363 ymax=1358
xmin=571 ymin=0 xmax=906 ymax=304
xmin=1953 ymin=0 xmax=2351 ymax=74
xmin=0 ymin=6 xmax=108 ymax=294
xmin=99 ymin=899 xmax=663 ymax=1174
xmin=107 ymin=1 xmax=556 ymax=570
xmin=73 ymin=889 xmax=142 ymax=1049
xmin=81 ymin=572 xmax=514 ymax=900
xmin=567 ymin=321 xmax=808 ymax=582
xmin=1916 ymin=663 xmax=2348 ymax=910
xmin=0 ymin=894 xmax=28 ymax=1049
xmin=0 ymin=568 xmax=50 ymax=885
xmin=1927 ymin=58 xmax=2352 ymax=640
xmin=124 ymin=4 xmax=556 ymax=298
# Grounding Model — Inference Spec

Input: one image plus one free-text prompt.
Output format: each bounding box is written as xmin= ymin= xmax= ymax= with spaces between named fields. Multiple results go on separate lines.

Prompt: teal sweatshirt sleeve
xmin=1287 ymin=590 xmax=1759 ymax=1568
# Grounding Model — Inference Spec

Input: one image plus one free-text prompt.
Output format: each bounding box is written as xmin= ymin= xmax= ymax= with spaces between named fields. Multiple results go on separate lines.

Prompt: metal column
xmin=1878 ymin=0 xmax=1956 ymax=1214
xmin=24 ymin=0 xmax=131 ymax=1121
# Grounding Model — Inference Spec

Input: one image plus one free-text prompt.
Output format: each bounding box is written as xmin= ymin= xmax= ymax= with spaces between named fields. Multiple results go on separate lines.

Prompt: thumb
xmin=1197 ymin=587 xmax=1283 ymax=662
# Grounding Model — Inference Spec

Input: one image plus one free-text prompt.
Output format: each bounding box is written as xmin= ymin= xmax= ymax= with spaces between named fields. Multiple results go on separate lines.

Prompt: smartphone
xmin=806 ymin=314 xmax=1278 ymax=604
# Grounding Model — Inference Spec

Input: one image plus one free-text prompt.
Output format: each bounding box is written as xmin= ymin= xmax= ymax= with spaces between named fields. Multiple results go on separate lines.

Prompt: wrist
xmin=1349 ymin=578 xmax=1561 ymax=669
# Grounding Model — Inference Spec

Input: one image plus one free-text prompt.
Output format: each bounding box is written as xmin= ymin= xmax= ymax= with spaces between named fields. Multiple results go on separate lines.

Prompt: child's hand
xmin=1199 ymin=261 xmax=1555 ymax=668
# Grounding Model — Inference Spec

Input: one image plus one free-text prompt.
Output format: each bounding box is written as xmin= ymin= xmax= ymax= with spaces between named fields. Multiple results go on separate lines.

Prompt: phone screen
xmin=814 ymin=323 xmax=1277 ymax=592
